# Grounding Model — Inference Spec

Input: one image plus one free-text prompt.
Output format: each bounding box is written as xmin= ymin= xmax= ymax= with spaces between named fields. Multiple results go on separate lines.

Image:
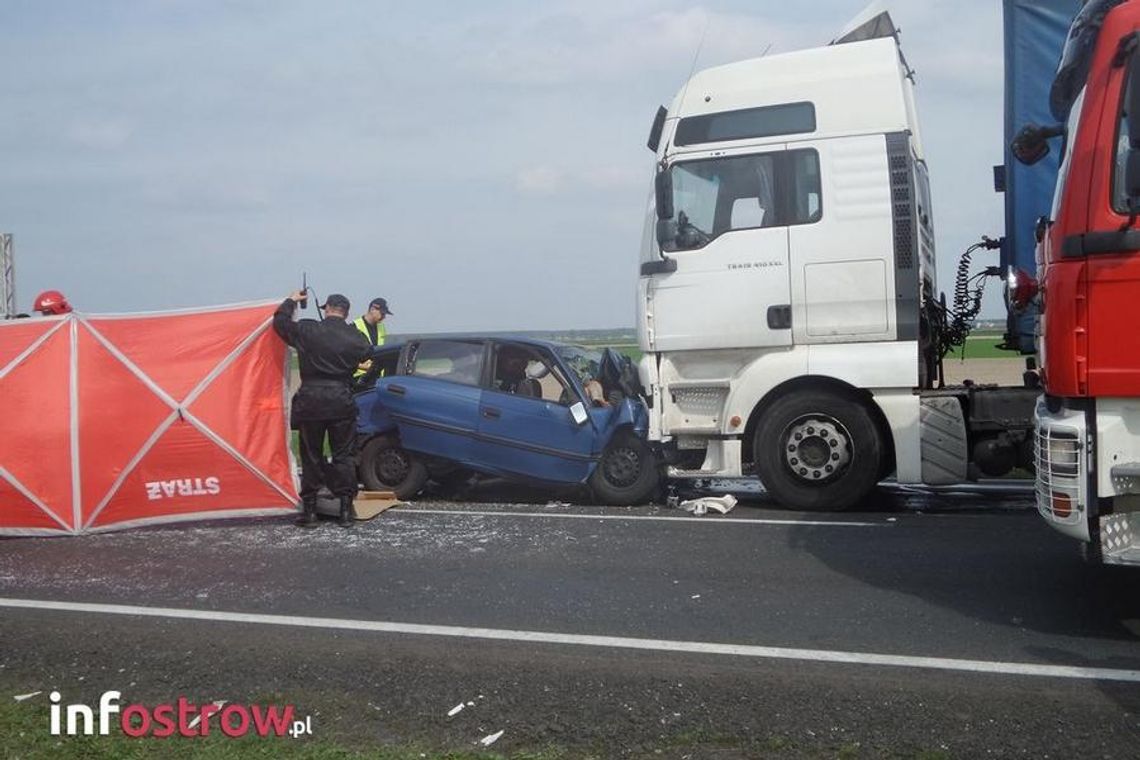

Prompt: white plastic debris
xmin=679 ymin=494 xmax=737 ymax=516
xmin=480 ymin=730 xmax=504 ymax=746
xmin=448 ymin=703 xmax=466 ymax=717
xmin=13 ymin=691 xmax=41 ymax=702
xmin=186 ymin=701 xmax=226 ymax=730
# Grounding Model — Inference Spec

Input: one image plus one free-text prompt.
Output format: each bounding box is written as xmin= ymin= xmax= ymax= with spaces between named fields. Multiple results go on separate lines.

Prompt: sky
xmin=1 ymin=0 xmax=1015 ymax=332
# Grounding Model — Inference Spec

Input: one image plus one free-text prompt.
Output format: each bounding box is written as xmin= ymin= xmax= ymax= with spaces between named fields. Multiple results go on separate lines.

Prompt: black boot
xmin=337 ymin=495 xmax=355 ymax=528
xmin=295 ymin=497 xmax=319 ymax=528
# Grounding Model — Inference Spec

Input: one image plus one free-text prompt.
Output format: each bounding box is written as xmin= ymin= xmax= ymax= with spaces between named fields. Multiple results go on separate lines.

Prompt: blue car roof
xmin=373 ymin=335 xmax=581 ymax=352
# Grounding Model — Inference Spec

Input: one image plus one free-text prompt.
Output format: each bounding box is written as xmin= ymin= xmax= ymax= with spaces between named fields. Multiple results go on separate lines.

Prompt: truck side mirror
xmin=654 ymin=169 xmax=674 ymax=221
xmin=1010 ymin=123 xmax=1065 ymax=166
xmin=655 ymin=219 xmax=678 ymax=250
xmin=647 ymin=106 xmax=667 ymax=153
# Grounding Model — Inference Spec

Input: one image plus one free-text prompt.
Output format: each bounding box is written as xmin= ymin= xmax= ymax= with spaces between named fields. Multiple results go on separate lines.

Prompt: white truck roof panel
xmin=668 ymin=37 xmax=917 ymax=155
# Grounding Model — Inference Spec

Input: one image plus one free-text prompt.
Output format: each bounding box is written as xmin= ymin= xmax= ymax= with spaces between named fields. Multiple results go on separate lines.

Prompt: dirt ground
xmin=941 ymin=357 xmax=1028 ymax=387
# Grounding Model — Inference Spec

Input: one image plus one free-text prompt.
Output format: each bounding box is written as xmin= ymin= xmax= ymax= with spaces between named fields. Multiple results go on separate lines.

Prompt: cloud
xmin=0 ymin=0 xmax=1021 ymax=328
xmin=458 ymin=5 xmax=812 ymax=88
xmin=64 ymin=117 xmax=134 ymax=150
xmin=515 ymin=165 xmax=565 ymax=195
xmin=515 ymin=164 xmax=644 ymax=196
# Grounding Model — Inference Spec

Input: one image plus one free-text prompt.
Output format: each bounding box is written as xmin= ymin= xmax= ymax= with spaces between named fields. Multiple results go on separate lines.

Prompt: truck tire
xmin=358 ymin=436 xmax=428 ymax=499
xmin=589 ymin=431 xmax=659 ymax=506
xmin=753 ymin=391 xmax=883 ymax=511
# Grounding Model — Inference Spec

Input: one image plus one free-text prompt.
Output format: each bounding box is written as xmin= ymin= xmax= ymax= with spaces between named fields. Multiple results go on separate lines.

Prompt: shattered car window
xmin=557 ymin=346 xmax=603 ymax=387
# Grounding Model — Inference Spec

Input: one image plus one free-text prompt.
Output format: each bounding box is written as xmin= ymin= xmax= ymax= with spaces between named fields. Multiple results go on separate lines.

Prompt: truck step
xmin=668 ymin=468 xmax=727 ymax=478
xmin=1110 ymin=462 xmax=1140 ymax=478
xmin=1101 ymin=513 xmax=1140 ymax=567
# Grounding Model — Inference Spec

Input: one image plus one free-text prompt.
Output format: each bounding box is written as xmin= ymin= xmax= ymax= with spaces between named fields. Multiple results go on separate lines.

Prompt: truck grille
xmin=671 ymin=387 xmax=727 ymax=417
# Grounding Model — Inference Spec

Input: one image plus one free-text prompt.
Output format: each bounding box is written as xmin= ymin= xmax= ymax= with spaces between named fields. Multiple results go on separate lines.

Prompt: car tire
xmin=753 ymin=390 xmax=883 ymax=512
xmin=358 ymin=436 xmax=428 ymax=499
xmin=589 ymin=430 xmax=659 ymax=505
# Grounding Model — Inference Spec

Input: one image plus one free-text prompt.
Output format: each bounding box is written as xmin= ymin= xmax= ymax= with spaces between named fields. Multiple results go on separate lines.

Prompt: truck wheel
xmin=753 ymin=391 xmax=883 ymax=511
xmin=589 ymin=431 xmax=659 ymax=505
xmin=358 ymin=436 xmax=428 ymax=499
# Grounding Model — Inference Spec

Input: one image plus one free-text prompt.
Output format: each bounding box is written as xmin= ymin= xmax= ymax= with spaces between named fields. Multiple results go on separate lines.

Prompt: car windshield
xmin=557 ymin=346 xmax=603 ymax=386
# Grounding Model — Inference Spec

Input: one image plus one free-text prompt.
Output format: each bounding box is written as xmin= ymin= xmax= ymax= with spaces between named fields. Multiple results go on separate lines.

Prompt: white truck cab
xmin=637 ymin=17 xmax=1033 ymax=509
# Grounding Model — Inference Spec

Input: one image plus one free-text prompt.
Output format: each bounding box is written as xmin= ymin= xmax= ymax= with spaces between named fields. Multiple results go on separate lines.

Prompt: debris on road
xmin=678 ymin=495 xmax=738 ymax=516
xmin=13 ymin=691 xmax=41 ymax=702
xmin=480 ymin=730 xmax=504 ymax=746
xmin=187 ymin=700 xmax=227 ymax=730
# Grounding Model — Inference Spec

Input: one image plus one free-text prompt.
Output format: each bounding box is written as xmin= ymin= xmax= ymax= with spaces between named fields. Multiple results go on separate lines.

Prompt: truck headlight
xmin=1046 ymin=434 xmax=1080 ymax=477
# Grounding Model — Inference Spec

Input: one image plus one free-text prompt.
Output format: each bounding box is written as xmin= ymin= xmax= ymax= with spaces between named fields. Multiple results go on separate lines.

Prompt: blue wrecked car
xmin=352 ymin=337 xmax=660 ymax=504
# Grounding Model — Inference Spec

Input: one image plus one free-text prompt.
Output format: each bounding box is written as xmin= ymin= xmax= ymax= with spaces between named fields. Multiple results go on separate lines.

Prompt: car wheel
xmin=753 ymin=390 xmax=883 ymax=511
xmin=589 ymin=430 xmax=659 ymax=505
xmin=358 ymin=436 xmax=428 ymax=499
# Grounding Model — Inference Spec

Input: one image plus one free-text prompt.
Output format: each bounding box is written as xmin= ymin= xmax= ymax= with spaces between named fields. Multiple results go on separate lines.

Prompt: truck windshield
xmin=1051 ymin=87 xmax=1086 ymax=221
xmin=661 ymin=149 xmax=821 ymax=252
xmin=1051 ymin=0 xmax=1125 ymax=120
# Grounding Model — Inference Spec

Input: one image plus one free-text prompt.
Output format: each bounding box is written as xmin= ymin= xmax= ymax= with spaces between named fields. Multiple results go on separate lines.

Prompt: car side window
xmin=371 ymin=348 xmax=400 ymax=377
xmin=490 ymin=343 xmax=574 ymax=405
xmin=408 ymin=340 xmax=484 ymax=386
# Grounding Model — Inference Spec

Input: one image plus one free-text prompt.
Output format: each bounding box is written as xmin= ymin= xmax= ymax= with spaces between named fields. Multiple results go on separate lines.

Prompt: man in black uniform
xmin=273 ymin=291 xmax=370 ymax=528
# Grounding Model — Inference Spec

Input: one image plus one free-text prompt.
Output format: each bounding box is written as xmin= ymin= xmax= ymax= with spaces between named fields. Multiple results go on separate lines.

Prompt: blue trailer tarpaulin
xmin=1002 ymin=0 xmax=1080 ymax=352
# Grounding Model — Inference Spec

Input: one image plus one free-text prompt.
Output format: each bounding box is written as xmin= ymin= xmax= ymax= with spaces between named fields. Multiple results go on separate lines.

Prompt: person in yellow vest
xmin=353 ymin=297 xmax=393 ymax=378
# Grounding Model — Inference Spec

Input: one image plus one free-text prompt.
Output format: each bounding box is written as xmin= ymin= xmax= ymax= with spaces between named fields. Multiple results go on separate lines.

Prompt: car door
xmin=472 ymin=342 xmax=599 ymax=483
xmin=375 ymin=339 xmax=485 ymax=464
xmin=354 ymin=345 xmax=405 ymax=435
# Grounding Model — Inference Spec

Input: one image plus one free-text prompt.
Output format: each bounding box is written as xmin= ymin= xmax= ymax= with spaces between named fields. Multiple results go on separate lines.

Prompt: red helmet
xmin=33 ymin=290 xmax=72 ymax=315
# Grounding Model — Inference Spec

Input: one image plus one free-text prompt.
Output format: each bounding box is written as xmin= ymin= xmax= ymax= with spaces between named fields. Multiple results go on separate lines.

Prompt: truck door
xmin=645 ymin=147 xmax=798 ymax=352
xmin=1085 ymin=62 xmax=1140 ymax=397
xmin=787 ymin=135 xmax=898 ymax=346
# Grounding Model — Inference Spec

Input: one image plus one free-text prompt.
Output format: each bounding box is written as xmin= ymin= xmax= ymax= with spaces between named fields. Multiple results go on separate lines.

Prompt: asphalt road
xmin=1 ymin=484 xmax=1138 ymax=758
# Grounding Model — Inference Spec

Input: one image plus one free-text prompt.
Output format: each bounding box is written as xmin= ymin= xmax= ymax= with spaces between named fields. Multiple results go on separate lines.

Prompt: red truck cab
xmin=1035 ymin=0 xmax=1140 ymax=564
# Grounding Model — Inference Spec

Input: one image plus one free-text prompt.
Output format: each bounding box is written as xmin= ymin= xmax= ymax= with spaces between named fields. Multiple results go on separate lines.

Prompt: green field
xmin=955 ymin=332 xmax=1019 ymax=360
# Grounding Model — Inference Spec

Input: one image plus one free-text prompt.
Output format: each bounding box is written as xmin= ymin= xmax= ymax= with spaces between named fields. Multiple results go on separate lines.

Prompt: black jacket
xmin=273 ymin=299 xmax=371 ymax=422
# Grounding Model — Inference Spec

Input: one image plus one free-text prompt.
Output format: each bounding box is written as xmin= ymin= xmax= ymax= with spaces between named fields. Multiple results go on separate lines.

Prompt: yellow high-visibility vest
xmin=353 ymin=317 xmax=387 ymax=378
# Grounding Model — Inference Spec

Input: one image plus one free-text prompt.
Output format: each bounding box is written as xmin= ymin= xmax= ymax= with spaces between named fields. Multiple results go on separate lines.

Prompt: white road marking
xmin=397 ymin=508 xmax=885 ymax=528
xmin=2 ymin=597 xmax=1137 ymax=683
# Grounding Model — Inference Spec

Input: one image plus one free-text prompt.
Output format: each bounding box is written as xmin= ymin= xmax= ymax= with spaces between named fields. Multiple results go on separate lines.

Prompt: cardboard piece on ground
xmin=314 ymin=490 xmax=403 ymax=520
xmin=354 ymin=491 xmax=403 ymax=520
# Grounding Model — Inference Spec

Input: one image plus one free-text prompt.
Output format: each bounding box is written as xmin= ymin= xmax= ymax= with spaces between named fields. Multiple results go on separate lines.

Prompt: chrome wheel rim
xmin=780 ymin=414 xmax=853 ymax=484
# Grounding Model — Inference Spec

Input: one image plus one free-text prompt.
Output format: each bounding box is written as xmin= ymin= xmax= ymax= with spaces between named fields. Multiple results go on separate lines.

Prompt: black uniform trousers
xmin=293 ymin=381 xmax=359 ymax=501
